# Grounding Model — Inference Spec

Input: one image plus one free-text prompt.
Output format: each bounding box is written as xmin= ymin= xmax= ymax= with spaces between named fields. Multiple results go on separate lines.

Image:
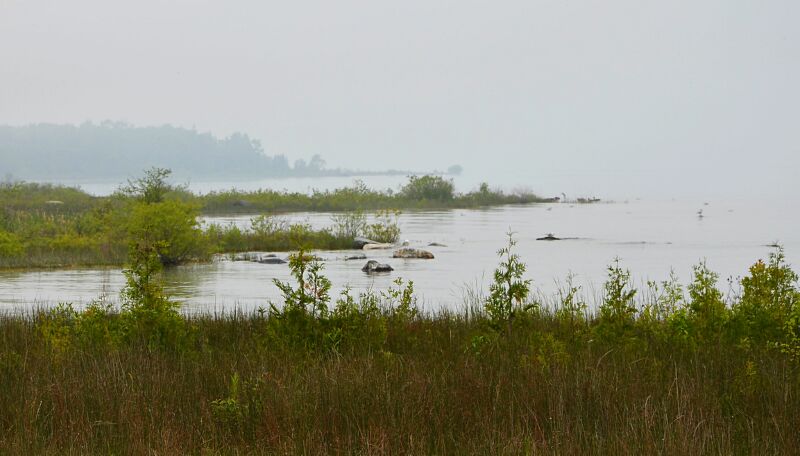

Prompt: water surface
xmin=1 ymin=198 xmax=796 ymax=313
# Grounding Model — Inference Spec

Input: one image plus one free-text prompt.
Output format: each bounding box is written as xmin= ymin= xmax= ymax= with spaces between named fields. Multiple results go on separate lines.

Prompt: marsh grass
xmin=2 ymin=248 xmax=800 ymax=454
xmin=1 ymin=305 xmax=798 ymax=454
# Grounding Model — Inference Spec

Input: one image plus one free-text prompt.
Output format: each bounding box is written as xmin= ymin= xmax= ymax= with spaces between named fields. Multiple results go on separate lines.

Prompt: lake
xmin=1 ymin=195 xmax=796 ymax=313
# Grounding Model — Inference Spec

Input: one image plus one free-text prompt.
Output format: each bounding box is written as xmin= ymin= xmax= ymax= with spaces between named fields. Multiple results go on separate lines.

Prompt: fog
xmin=1 ymin=0 xmax=798 ymax=199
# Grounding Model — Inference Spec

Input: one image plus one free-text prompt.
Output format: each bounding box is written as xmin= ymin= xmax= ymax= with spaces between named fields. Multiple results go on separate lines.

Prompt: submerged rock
xmin=362 ymin=260 xmax=393 ymax=273
xmin=353 ymin=237 xmax=378 ymax=249
xmin=393 ymin=248 xmax=435 ymax=259
xmin=536 ymin=234 xmax=561 ymax=241
xmin=232 ymin=252 xmax=260 ymax=262
xmin=258 ymin=256 xmax=287 ymax=264
xmin=345 ymin=253 xmax=367 ymax=261
xmin=363 ymin=243 xmax=394 ymax=250
xmin=428 ymin=242 xmax=447 ymax=247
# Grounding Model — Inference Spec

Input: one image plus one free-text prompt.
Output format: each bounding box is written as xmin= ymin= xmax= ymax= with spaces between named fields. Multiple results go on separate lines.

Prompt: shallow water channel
xmin=1 ymin=198 xmax=797 ymax=313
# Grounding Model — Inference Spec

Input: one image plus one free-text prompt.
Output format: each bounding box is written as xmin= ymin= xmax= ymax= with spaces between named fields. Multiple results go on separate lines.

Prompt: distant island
xmin=0 ymin=122 xmax=461 ymax=181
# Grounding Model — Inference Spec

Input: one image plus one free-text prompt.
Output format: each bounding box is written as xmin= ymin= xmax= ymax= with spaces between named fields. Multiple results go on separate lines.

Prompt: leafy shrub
xmin=125 ymin=200 xmax=208 ymax=265
xmin=732 ymin=247 xmax=800 ymax=345
xmin=685 ymin=261 xmax=727 ymax=342
xmin=401 ymin=175 xmax=455 ymax=201
xmin=363 ymin=210 xmax=401 ymax=244
xmin=250 ymin=214 xmax=288 ymax=239
xmin=118 ymin=242 xmax=190 ymax=351
xmin=595 ymin=259 xmax=637 ymax=341
xmin=331 ymin=210 xmax=366 ymax=240
xmin=0 ymin=230 xmax=24 ymax=257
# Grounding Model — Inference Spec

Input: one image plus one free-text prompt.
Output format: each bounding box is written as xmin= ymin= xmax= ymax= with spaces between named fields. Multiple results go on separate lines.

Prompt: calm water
xmin=1 ymin=197 xmax=797 ymax=313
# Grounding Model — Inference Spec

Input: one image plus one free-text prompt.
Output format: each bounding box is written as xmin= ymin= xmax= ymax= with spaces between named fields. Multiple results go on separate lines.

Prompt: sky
xmin=1 ymin=0 xmax=799 ymax=199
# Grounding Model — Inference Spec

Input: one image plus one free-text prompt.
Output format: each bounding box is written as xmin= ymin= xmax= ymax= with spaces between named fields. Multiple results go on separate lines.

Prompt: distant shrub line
xmin=0 ymin=171 xmax=544 ymax=269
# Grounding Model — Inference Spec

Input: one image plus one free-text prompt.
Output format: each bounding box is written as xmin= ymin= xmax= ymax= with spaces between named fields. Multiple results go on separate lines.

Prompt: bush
xmin=732 ymin=247 xmax=799 ymax=344
xmin=363 ymin=210 xmax=401 ymax=243
xmin=595 ymin=259 xmax=637 ymax=341
xmin=0 ymin=230 xmax=23 ymax=257
xmin=330 ymin=210 xmax=366 ymax=240
xmin=401 ymin=175 xmax=455 ymax=201
xmin=685 ymin=261 xmax=727 ymax=342
xmin=125 ymin=200 xmax=208 ymax=265
xmin=118 ymin=242 xmax=189 ymax=350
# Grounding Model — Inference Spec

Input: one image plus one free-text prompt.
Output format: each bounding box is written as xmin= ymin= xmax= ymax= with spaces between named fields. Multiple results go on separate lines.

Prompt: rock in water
xmin=353 ymin=237 xmax=378 ymax=249
xmin=363 ymin=243 xmax=394 ymax=250
xmin=362 ymin=260 xmax=394 ymax=273
xmin=393 ymin=248 xmax=435 ymax=259
xmin=536 ymin=234 xmax=561 ymax=241
xmin=345 ymin=253 xmax=367 ymax=261
xmin=258 ymin=257 xmax=287 ymax=264
xmin=232 ymin=252 xmax=259 ymax=262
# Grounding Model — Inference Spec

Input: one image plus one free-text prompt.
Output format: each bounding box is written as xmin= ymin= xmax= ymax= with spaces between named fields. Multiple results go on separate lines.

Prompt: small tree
xmin=119 ymin=240 xmax=187 ymax=350
xmin=485 ymin=231 xmax=531 ymax=335
xmin=120 ymin=167 xmax=176 ymax=203
xmin=273 ymin=249 xmax=332 ymax=317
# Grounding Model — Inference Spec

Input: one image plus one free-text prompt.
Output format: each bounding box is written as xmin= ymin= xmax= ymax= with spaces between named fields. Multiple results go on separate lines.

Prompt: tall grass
xmin=1 ymin=248 xmax=799 ymax=454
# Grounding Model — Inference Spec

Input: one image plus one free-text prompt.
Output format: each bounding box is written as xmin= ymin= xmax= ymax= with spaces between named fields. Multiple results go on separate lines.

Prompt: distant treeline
xmin=0 ymin=122 xmax=417 ymax=180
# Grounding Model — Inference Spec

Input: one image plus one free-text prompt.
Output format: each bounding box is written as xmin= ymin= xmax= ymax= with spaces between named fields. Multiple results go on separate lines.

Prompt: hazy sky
xmin=2 ymin=0 xmax=798 ymax=198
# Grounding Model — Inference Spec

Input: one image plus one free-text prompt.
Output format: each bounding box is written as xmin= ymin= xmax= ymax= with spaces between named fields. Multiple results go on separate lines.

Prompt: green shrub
xmin=686 ymin=261 xmax=727 ymax=342
xmin=732 ymin=247 xmax=800 ymax=345
xmin=363 ymin=209 xmax=401 ymax=244
xmin=118 ymin=242 xmax=190 ymax=351
xmin=125 ymin=200 xmax=208 ymax=265
xmin=0 ymin=230 xmax=23 ymax=257
xmin=595 ymin=259 xmax=637 ymax=341
xmin=330 ymin=210 xmax=366 ymax=240
xmin=401 ymin=175 xmax=455 ymax=200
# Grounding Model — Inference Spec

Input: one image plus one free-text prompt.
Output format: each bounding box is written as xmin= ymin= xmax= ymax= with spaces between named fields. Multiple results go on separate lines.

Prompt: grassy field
xmin=0 ymin=245 xmax=798 ymax=454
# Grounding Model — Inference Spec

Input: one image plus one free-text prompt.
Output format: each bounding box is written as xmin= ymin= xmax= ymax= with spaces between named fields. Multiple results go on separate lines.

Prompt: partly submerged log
xmin=536 ymin=234 xmax=561 ymax=241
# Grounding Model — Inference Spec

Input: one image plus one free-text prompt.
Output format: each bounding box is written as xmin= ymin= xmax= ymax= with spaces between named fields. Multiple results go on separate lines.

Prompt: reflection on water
xmin=1 ymin=199 xmax=797 ymax=313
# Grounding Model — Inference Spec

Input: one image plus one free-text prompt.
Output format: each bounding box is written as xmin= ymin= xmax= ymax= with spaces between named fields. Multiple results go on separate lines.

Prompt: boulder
xmin=363 ymin=243 xmax=394 ymax=250
xmin=232 ymin=252 xmax=259 ymax=262
xmin=353 ymin=237 xmax=378 ymax=249
xmin=258 ymin=257 xmax=287 ymax=264
xmin=393 ymin=248 xmax=435 ymax=259
xmin=362 ymin=260 xmax=393 ymax=273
